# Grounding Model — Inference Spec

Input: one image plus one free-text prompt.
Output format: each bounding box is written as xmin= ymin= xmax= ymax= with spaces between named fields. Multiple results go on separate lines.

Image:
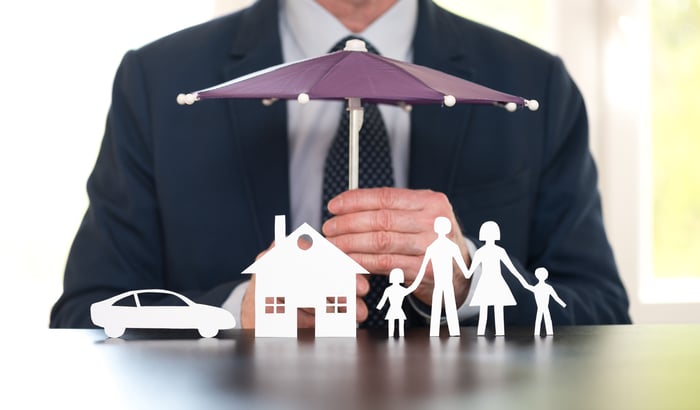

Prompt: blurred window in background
xmin=651 ymin=0 xmax=700 ymax=279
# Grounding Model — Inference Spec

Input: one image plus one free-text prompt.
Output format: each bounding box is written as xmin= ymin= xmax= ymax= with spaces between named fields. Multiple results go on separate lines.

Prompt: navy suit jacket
xmin=50 ymin=0 xmax=631 ymax=328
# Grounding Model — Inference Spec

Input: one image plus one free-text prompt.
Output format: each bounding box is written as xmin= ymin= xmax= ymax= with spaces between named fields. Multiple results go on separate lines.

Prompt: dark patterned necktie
xmin=322 ymin=36 xmax=393 ymax=329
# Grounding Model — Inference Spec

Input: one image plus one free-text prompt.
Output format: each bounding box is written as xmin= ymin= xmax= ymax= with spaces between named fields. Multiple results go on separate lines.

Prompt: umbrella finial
xmin=344 ymin=39 xmax=368 ymax=52
xmin=525 ymin=99 xmax=540 ymax=111
xmin=297 ymin=93 xmax=310 ymax=104
xmin=176 ymin=93 xmax=198 ymax=105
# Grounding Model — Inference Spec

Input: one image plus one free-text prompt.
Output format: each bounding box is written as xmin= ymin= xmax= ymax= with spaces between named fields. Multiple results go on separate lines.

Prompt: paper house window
xmin=265 ymin=297 xmax=286 ymax=314
xmin=326 ymin=296 xmax=348 ymax=314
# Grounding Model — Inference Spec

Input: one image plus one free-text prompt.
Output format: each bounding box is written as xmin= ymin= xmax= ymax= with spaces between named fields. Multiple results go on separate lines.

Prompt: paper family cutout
xmin=245 ymin=215 xmax=565 ymax=338
xmin=90 ymin=216 xmax=564 ymax=339
xmin=386 ymin=218 xmax=566 ymax=337
xmin=90 ymin=289 xmax=236 ymax=338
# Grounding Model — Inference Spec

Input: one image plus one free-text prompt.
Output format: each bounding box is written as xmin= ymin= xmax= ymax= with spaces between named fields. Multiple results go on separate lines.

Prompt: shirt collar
xmin=281 ymin=0 xmax=417 ymax=60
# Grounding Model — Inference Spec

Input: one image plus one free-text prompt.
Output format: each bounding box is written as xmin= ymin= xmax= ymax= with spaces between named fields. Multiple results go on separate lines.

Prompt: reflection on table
xmin=5 ymin=325 xmax=700 ymax=410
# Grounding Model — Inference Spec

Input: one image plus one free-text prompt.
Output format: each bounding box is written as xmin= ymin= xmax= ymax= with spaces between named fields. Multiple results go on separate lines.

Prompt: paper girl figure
xmin=412 ymin=217 xmax=469 ymax=337
xmin=524 ymin=267 xmax=567 ymax=336
xmin=465 ymin=221 xmax=530 ymax=336
xmin=376 ymin=268 xmax=421 ymax=338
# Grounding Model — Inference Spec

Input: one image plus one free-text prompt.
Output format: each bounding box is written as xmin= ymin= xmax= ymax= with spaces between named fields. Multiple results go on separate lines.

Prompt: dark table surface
xmin=6 ymin=325 xmax=700 ymax=410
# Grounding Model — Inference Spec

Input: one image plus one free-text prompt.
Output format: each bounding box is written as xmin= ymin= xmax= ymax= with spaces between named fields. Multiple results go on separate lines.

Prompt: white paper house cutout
xmin=243 ymin=215 xmax=369 ymax=338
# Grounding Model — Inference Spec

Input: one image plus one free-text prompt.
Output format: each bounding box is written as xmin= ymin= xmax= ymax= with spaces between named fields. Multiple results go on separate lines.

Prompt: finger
xmin=256 ymin=241 xmax=276 ymax=260
xmin=240 ymin=276 xmax=256 ymax=329
xmin=352 ymin=255 xmax=437 ymax=288
xmin=357 ymin=274 xmax=369 ymax=297
xmin=327 ymin=231 xmax=428 ymax=255
xmin=348 ymin=253 xmax=424 ymax=276
xmin=297 ymin=308 xmax=315 ymax=328
xmin=328 ymin=187 xmax=432 ymax=215
xmin=356 ymin=297 xmax=368 ymax=323
xmin=322 ymin=209 xmax=431 ymax=236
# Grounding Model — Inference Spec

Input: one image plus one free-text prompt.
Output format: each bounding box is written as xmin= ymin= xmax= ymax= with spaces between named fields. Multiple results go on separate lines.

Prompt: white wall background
xmin=0 ymin=1 xmax=250 ymax=335
xmin=1 ymin=0 xmax=696 ymax=333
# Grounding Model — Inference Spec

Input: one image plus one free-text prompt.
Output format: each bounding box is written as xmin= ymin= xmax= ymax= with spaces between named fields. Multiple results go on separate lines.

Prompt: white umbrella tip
xmin=176 ymin=93 xmax=197 ymax=105
xmin=344 ymin=39 xmax=367 ymax=52
xmin=297 ymin=93 xmax=310 ymax=104
xmin=505 ymin=102 xmax=517 ymax=112
xmin=443 ymin=95 xmax=456 ymax=107
xmin=526 ymin=99 xmax=539 ymax=111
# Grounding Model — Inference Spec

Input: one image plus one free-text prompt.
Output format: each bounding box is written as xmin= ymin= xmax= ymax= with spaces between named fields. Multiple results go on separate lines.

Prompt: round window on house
xmin=297 ymin=234 xmax=313 ymax=250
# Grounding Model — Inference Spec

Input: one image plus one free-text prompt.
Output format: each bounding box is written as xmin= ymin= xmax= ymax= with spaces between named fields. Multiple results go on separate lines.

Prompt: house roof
xmin=242 ymin=223 xmax=368 ymax=276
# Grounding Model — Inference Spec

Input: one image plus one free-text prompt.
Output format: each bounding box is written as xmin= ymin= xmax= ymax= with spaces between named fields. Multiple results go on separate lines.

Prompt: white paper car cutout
xmin=90 ymin=289 xmax=236 ymax=338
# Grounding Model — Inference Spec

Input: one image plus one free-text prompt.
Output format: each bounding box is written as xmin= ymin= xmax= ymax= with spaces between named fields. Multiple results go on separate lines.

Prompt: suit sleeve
xmin=525 ymin=57 xmax=629 ymax=324
xmin=465 ymin=57 xmax=631 ymax=326
xmin=49 ymin=51 xmax=240 ymax=328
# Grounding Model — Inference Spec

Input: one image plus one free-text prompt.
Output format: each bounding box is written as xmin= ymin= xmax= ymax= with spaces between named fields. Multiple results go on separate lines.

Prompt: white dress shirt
xmin=281 ymin=0 xmax=417 ymax=230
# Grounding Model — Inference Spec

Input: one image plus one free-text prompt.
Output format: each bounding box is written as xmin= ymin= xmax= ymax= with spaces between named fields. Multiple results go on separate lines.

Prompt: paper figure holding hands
xmin=523 ymin=267 xmax=567 ymax=336
xmin=413 ymin=217 xmax=469 ymax=337
xmin=465 ymin=221 xmax=530 ymax=336
xmin=376 ymin=268 xmax=421 ymax=338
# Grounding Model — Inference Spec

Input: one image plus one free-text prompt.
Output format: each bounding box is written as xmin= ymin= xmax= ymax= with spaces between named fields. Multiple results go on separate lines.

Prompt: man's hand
xmin=322 ymin=187 xmax=471 ymax=308
xmin=240 ymin=244 xmax=371 ymax=329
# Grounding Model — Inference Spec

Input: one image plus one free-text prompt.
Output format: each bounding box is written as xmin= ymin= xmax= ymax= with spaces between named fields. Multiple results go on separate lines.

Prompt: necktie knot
xmin=329 ymin=35 xmax=381 ymax=55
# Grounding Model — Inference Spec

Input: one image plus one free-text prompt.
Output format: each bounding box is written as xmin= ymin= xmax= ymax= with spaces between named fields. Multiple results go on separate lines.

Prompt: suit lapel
xmin=410 ymin=0 xmax=476 ymax=193
xmin=223 ymin=0 xmax=290 ymax=247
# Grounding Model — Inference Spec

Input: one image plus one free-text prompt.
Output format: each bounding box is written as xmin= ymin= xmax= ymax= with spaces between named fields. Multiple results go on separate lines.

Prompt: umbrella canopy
xmin=178 ymin=40 xmax=538 ymax=111
xmin=177 ymin=39 xmax=538 ymax=190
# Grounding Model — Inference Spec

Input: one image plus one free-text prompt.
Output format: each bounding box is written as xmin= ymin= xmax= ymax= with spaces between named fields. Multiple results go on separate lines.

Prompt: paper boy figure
xmin=524 ymin=267 xmax=567 ymax=336
xmin=376 ymin=268 xmax=421 ymax=338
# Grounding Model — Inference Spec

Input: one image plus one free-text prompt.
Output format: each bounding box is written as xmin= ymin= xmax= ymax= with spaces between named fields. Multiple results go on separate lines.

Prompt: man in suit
xmin=50 ymin=0 xmax=631 ymax=329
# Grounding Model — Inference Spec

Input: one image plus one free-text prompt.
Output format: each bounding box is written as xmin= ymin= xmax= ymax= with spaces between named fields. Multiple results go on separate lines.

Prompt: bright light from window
xmin=651 ymin=0 xmax=700 ymax=279
xmin=0 ymin=1 xmax=220 ymax=333
xmin=433 ymin=0 xmax=550 ymax=51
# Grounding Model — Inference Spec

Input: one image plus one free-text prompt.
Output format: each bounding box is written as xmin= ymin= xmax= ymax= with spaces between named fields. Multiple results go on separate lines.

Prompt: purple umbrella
xmin=178 ymin=39 xmax=539 ymax=189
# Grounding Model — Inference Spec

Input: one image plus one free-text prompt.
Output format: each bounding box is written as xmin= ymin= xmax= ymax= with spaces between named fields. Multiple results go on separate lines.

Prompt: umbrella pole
xmin=347 ymin=97 xmax=363 ymax=190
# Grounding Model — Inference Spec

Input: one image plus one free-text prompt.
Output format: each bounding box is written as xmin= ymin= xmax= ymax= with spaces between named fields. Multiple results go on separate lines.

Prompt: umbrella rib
xmin=306 ymin=52 xmax=438 ymax=102
xmin=197 ymin=52 xmax=341 ymax=95
xmin=305 ymin=53 xmax=355 ymax=98
xmin=378 ymin=54 xmax=525 ymax=105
